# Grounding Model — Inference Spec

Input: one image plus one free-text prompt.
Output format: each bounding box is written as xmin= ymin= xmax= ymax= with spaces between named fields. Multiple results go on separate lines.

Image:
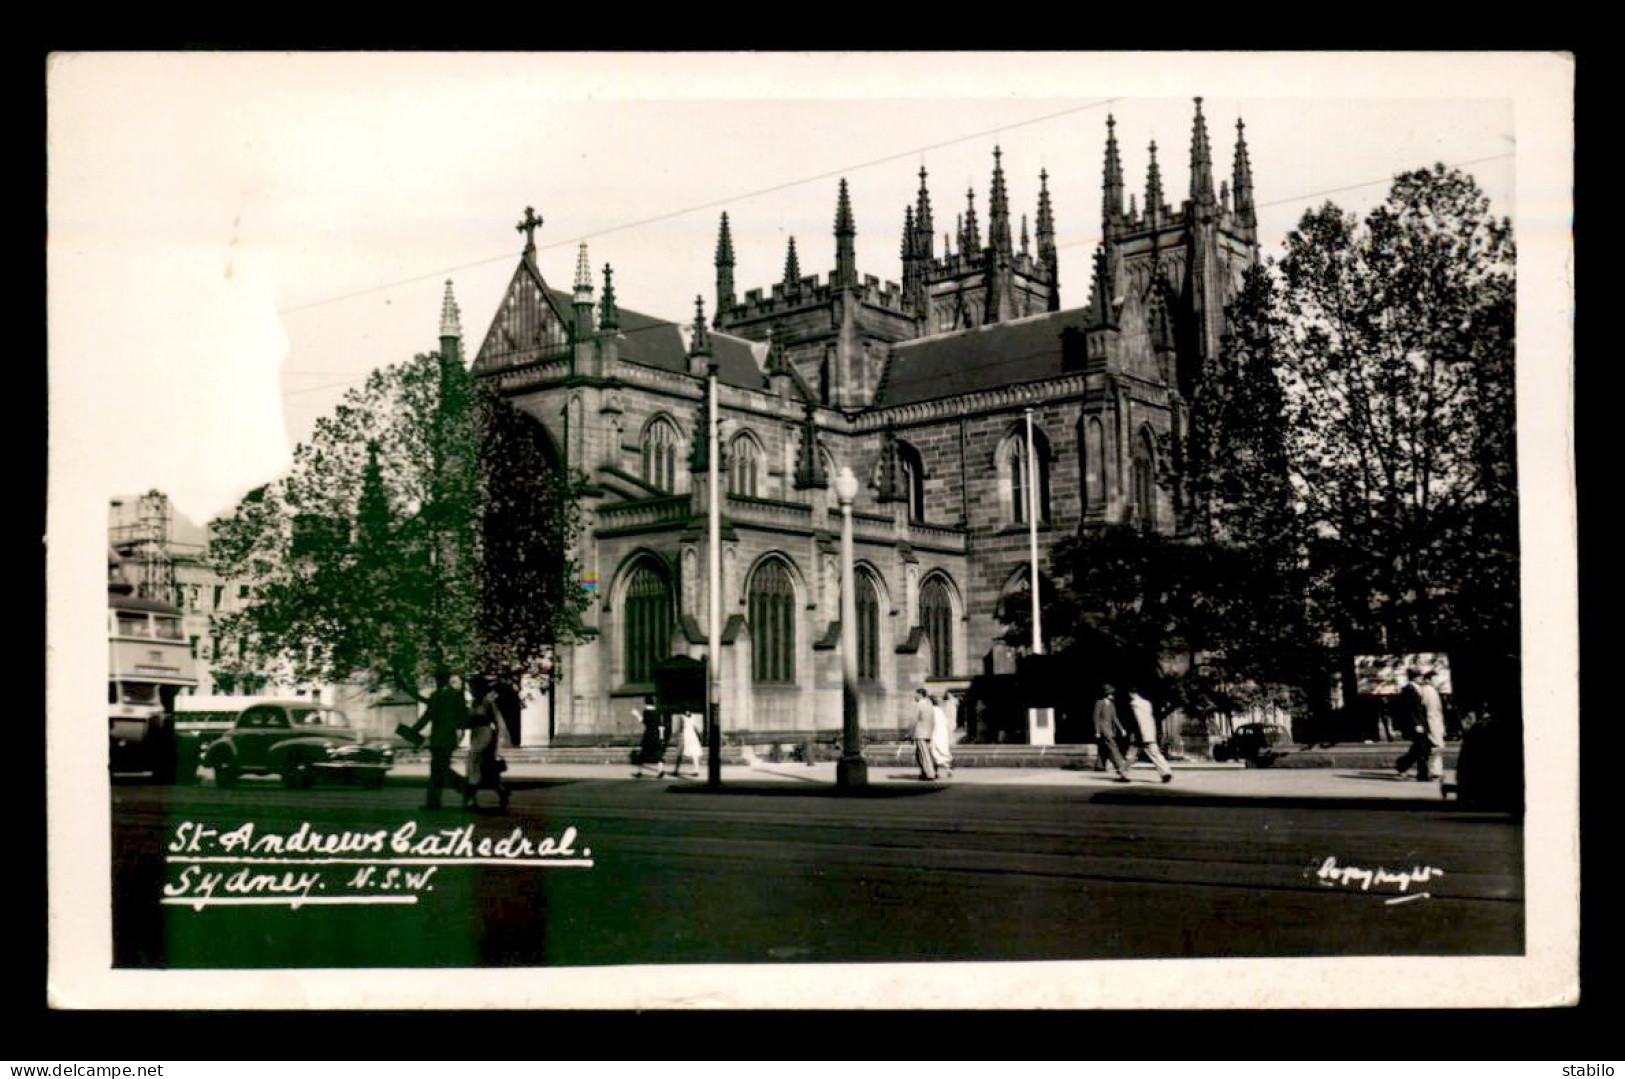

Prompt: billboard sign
xmin=1353 ymin=653 xmax=1453 ymax=696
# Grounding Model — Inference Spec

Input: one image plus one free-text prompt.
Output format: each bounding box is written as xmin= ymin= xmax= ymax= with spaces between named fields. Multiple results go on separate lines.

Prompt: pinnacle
xmin=573 ymin=243 xmax=593 ymax=294
xmin=599 ymin=263 xmax=619 ymax=331
xmin=1190 ymin=96 xmax=1216 ymax=203
xmin=835 ymin=178 xmax=855 ymax=235
xmin=716 ymin=212 xmax=735 ymax=263
xmin=438 ymin=279 xmax=462 ymax=340
xmin=784 ymin=236 xmax=801 ymax=285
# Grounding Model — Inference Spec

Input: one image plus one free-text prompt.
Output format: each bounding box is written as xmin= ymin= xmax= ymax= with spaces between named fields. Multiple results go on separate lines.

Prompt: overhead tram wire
xmin=276 ymin=147 xmax=1518 ymax=401
xmin=273 ymin=99 xmax=1121 ymax=319
xmin=1050 ymin=151 xmax=1517 ymax=255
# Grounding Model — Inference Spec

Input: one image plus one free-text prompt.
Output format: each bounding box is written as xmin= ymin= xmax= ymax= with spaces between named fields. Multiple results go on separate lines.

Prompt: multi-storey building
xmin=468 ymin=100 xmax=1260 ymax=745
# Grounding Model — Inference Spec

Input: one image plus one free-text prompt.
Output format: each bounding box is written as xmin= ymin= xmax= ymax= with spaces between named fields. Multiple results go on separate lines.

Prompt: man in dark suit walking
xmin=1093 ymin=682 xmax=1132 ymax=783
xmin=413 ymin=671 xmax=470 ymax=809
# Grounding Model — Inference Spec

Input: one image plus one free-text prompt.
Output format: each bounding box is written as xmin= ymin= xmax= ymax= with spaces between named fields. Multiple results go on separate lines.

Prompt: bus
xmin=109 ymin=590 xmax=197 ymax=780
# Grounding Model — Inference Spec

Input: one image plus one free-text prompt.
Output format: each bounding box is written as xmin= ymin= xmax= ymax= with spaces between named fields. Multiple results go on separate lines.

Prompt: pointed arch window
xmin=728 ymin=433 xmax=762 ymax=498
xmin=642 ymin=418 xmax=679 ymax=493
xmin=1083 ymin=417 xmax=1106 ymax=510
xmin=920 ymin=576 xmax=955 ymax=679
xmin=749 ymin=559 xmax=796 ymax=684
xmin=1132 ymin=426 xmax=1157 ymax=531
xmin=622 ymin=560 xmax=673 ymax=684
xmin=897 ymin=441 xmax=925 ymax=523
xmin=1003 ymin=430 xmax=1051 ymax=525
xmin=856 ymin=571 xmax=881 ymax=682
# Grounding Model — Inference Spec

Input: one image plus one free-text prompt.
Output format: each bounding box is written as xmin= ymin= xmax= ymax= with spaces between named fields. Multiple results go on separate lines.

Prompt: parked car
xmin=203 ymin=700 xmax=393 ymax=789
xmin=1211 ymin=722 xmax=1293 ymax=767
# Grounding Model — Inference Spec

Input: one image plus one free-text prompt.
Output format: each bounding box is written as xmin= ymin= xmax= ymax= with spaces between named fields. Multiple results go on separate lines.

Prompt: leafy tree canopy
xmin=1276 ymin=164 xmax=1517 ymax=667
xmin=209 ymin=351 xmax=586 ymax=701
xmin=1015 ymin=167 xmax=1516 ymax=724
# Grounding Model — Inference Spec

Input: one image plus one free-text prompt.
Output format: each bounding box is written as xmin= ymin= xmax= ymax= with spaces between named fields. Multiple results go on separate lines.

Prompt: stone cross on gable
xmin=517 ymin=206 xmax=544 ymax=256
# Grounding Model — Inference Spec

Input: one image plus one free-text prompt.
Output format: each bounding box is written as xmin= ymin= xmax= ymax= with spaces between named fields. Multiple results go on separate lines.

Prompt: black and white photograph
xmin=46 ymin=51 xmax=1576 ymax=1010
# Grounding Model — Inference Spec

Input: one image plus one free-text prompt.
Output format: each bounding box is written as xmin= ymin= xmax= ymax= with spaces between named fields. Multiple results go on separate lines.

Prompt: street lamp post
xmin=1024 ymin=406 xmax=1055 ymax=747
xmin=1024 ymin=406 xmax=1043 ymax=657
xmin=833 ymin=466 xmax=867 ymax=790
xmin=707 ymin=361 xmax=723 ymax=787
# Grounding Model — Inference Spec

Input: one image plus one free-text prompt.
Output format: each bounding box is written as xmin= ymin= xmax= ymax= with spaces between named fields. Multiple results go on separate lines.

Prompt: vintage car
xmin=202 ymin=700 xmax=393 ymax=789
xmin=1210 ymin=722 xmax=1294 ymax=767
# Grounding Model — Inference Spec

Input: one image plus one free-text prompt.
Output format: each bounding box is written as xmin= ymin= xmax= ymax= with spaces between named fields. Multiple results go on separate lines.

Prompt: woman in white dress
xmin=930 ymin=695 xmax=955 ymax=778
xmin=670 ymin=710 xmax=704 ymax=778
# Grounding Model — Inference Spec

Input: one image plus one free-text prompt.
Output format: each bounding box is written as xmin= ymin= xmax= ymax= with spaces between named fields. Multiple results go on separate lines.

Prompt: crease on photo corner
xmin=638 ymin=991 xmax=739 ymax=1010
xmin=1526 ymin=989 xmax=1581 ymax=1010
xmin=46 ymin=980 xmax=89 ymax=1011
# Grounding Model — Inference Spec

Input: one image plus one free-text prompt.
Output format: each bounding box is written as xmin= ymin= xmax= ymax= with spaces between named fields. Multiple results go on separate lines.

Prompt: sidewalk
xmin=389 ymin=756 xmax=1458 ymax=802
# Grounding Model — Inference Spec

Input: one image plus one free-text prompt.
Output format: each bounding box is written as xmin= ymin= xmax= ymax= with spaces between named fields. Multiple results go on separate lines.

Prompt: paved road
xmin=111 ymin=767 xmax=1522 ymax=968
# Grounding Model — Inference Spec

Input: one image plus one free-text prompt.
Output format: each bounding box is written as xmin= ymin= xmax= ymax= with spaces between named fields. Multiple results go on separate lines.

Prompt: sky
xmin=49 ymin=52 xmax=1557 ymax=529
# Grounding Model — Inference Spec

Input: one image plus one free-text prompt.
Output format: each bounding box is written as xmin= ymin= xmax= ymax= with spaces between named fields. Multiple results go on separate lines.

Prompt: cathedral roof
xmin=874 ymin=306 xmax=1094 ymax=408
xmin=538 ymin=286 xmax=769 ymax=391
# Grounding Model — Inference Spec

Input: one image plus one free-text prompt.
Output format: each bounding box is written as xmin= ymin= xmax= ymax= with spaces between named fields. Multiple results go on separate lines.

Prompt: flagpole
xmin=1025 ymin=406 xmax=1043 ymax=656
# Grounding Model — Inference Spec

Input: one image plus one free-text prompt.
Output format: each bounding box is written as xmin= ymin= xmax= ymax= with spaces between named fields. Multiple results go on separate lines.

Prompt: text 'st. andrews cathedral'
xmin=462 ymin=99 xmax=1259 ymax=745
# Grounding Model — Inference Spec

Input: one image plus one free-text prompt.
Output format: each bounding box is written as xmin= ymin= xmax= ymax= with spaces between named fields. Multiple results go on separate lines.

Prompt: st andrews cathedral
xmin=458 ymin=99 xmax=1259 ymax=745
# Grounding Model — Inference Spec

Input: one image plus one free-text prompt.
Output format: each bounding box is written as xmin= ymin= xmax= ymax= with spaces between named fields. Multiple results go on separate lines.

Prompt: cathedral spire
xmin=915 ymin=166 xmax=935 ymax=259
xmin=438 ymin=279 xmax=462 ymax=364
xmin=1145 ymin=140 xmax=1165 ymax=223
xmin=1189 ymin=96 xmax=1216 ymax=208
xmin=988 ymin=146 xmax=1012 ymax=255
xmin=689 ymin=295 xmax=711 ymax=357
xmin=599 ymin=263 xmax=619 ymax=332
xmin=715 ymin=212 xmax=736 ymax=320
xmin=689 ymin=351 xmax=717 ymax=473
xmin=1089 ymin=243 xmax=1118 ymax=328
xmin=1232 ymin=116 xmax=1257 ymax=230
xmin=962 ymin=188 xmax=981 ymax=254
xmin=572 ymin=243 xmax=594 ymax=339
xmin=439 ymin=279 xmax=462 ymax=343
xmin=1102 ymin=114 xmax=1125 ymax=226
xmin=1036 ymin=168 xmax=1057 ymax=293
xmin=573 ymin=243 xmax=593 ymax=297
xmin=783 ymin=236 xmax=801 ymax=289
xmin=834 ymin=178 xmax=857 ymax=289
xmin=1021 ymin=213 xmax=1029 ymax=257
xmin=902 ymin=204 xmax=923 ymax=314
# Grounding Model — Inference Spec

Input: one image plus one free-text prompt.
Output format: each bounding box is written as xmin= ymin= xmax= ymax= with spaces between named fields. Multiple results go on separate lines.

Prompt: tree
xmin=1275 ymin=165 xmax=1517 ymax=709
xmin=209 ymin=350 xmax=586 ymax=701
xmin=1019 ymin=266 xmax=1316 ymax=730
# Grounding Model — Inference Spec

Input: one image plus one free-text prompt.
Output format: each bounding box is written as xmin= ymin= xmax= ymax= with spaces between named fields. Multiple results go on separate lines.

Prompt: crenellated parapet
xmin=724 ymin=272 xmax=908 ymax=325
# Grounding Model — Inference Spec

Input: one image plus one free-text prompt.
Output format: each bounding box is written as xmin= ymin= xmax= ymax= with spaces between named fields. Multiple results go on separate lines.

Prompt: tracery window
xmin=1084 ymin=416 xmax=1106 ymax=510
xmin=728 ymin=433 xmax=762 ymax=498
xmin=920 ymin=576 xmax=955 ymax=679
xmin=1002 ymin=429 xmax=1051 ymax=525
xmin=642 ymin=417 xmax=679 ymax=493
xmin=856 ymin=571 xmax=881 ymax=682
xmin=1132 ymin=426 xmax=1157 ymax=531
xmin=749 ymin=559 xmax=796 ymax=684
xmin=622 ymin=560 xmax=673 ymax=684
